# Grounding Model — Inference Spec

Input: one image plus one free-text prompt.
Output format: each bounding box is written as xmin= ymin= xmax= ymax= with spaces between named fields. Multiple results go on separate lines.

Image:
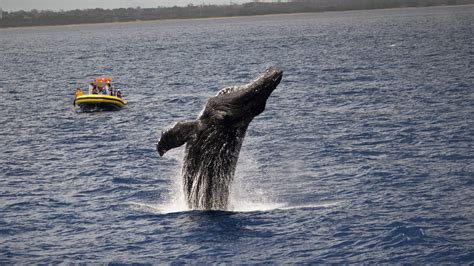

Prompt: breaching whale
xmin=157 ymin=67 xmax=283 ymax=210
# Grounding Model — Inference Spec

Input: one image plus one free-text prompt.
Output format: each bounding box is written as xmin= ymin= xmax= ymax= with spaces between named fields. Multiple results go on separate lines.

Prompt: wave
xmin=127 ymin=199 xmax=345 ymax=215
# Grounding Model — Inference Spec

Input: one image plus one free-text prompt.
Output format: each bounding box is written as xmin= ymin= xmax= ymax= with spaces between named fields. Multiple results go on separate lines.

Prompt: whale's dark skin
xmin=157 ymin=67 xmax=283 ymax=210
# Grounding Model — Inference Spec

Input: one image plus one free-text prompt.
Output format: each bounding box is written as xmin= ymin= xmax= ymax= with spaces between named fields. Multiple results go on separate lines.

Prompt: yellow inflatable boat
xmin=74 ymin=77 xmax=128 ymax=112
xmin=74 ymin=94 xmax=128 ymax=112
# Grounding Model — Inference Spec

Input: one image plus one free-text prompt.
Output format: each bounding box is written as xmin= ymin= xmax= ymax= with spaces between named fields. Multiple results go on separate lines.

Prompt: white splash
xmin=139 ymin=146 xmax=344 ymax=214
xmin=154 ymin=148 xmax=189 ymax=213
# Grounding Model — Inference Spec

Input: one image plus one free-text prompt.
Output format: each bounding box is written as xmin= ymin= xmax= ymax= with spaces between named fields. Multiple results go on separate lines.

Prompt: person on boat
xmin=92 ymin=85 xmax=99 ymax=94
xmin=101 ymin=87 xmax=107 ymax=95
xmin=73 ymin=88 xmax=83 ymax=107
xmin=116 ymin=89 xmax=123 ymax=99
xmin=75 ymin=88 xmax=83 ymax=98
xmin=109 ymin=86 xmax=115 ymax=96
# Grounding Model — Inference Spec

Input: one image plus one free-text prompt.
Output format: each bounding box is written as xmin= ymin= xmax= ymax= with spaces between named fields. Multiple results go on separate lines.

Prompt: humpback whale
xmin=157 ymin=67 xmax=283 ymax=210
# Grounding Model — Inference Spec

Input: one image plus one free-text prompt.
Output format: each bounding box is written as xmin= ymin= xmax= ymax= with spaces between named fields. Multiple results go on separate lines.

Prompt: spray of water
xmin=127 ymin=145 xmax=345 ymax=215
xmin=148 ymin=146 xmax=291 ymax=214
xmin=150 ymin=148 xmax=189 ymax=214
xmin=228 ymin=150 xmax=282 ymax=212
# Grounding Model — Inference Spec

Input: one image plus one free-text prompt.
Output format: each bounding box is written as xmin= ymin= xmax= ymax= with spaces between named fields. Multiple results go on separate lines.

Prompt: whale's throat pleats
xmin=182 ymin=125 xmax=248 ymax=209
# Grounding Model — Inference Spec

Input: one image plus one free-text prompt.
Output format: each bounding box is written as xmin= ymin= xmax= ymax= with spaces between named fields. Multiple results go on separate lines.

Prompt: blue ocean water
xmin=1 ymin=5 xmax=473 ymax=263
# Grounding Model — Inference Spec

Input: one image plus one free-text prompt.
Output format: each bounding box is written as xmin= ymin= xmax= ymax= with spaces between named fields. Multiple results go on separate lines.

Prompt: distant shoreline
xmin=1 ymin=3 xmax=473 ymax=30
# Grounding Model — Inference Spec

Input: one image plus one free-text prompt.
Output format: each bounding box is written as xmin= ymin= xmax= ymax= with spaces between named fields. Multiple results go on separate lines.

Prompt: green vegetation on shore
xmin=1 ymin=0 xmax=472 ymax=28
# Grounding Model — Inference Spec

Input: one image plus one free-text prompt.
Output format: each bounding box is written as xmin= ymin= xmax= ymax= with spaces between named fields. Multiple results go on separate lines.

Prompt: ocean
xmin=0 ymin=5 xmax=473 ymax=263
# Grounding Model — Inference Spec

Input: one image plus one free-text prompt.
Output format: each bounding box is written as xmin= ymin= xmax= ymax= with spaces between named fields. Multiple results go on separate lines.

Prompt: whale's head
xmin=202 ymin=67 xmax=283 ymax=126
xmin=157 ymin=67 xmax=283 ymax=157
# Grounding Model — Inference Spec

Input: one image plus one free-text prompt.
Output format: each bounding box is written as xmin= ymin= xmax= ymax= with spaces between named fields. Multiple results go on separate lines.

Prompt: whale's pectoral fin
xmin=156 ymin=120 xmax=198 ymax=157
